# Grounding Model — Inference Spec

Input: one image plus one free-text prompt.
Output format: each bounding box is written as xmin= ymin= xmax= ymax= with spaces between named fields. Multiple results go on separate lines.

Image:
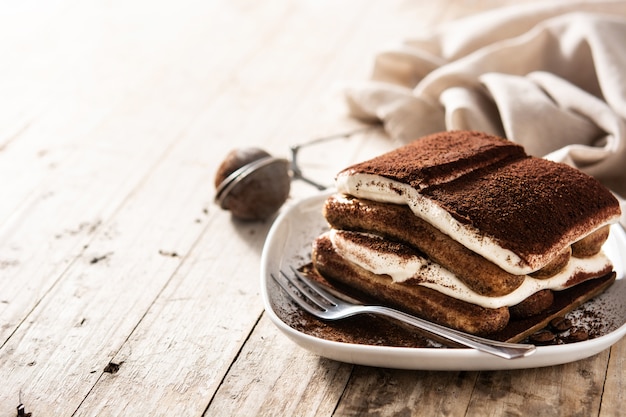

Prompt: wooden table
xmin=1 ymin=0 xmax=624 ymax=415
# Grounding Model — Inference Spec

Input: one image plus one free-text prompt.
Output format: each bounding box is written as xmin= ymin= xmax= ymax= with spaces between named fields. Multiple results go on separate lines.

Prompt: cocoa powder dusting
xmin=339 ymin=131 xmax=525 ymax=188
xmin=423 ymin=156 xmax=620 ymax=260
xmin=340 ymin=131 xmax=620 ymax=265
xmin=338 ymin=230 xmax=418 ymax=261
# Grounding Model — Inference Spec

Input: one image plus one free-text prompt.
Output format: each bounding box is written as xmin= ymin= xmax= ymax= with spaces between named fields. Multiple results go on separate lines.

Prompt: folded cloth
xmin=344 ymin=0 xmax=626 ymax=223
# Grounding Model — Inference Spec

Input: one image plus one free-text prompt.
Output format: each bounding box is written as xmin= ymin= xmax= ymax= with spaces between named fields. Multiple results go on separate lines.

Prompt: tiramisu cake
xmin=311 ymin=131 xmax=622 ymax=339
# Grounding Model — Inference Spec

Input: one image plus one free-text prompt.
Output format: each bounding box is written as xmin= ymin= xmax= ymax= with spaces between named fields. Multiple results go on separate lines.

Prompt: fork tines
xmin=271 ymin=267 xmax=336 ymax=315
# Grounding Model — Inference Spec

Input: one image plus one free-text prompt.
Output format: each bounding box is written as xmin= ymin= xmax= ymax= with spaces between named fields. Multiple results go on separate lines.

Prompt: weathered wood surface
xmin=0 ymin=0 xmax=623 ymax=416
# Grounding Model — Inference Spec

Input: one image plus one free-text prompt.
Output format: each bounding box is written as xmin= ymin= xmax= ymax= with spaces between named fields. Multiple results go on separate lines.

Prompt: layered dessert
xmin=311 ymin=131 xmax=621 ymax=338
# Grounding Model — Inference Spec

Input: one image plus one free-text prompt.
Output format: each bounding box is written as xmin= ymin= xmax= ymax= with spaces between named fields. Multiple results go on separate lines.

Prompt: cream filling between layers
xmin=328 ymin=230 xmax=612 ymax=309
xmin=336 ymin=172 xmax=616 ymax=275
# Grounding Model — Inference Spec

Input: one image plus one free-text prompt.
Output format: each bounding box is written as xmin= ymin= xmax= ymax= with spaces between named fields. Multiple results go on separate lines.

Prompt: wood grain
xmin=335 ymin=367 xmax=478 ymax=416
xmin=465 ymin=352 xmax=609 ymax=417
xmin=206 ymin=316 xmax=353 ymax=417
xmin=600 ymin=338 xmax=626 ymax=417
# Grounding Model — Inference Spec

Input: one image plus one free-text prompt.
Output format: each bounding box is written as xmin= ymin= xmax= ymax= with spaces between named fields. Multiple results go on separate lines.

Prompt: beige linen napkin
xmin=345 ymin=0 xmax=626 ymax=225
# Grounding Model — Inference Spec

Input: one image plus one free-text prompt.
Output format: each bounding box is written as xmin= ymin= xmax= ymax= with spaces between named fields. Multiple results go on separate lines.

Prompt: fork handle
xmin=363 ymin=305 xmax=536 ymax=360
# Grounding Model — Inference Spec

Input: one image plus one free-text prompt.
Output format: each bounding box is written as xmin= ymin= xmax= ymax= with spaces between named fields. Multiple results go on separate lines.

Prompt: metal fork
xmin=272 ymin=267 xmax=536 ymax=360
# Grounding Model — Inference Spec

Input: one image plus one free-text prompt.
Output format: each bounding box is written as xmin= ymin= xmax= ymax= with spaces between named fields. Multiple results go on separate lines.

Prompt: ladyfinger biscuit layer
xmin=312 ymin=233 xmax=510 ymax=335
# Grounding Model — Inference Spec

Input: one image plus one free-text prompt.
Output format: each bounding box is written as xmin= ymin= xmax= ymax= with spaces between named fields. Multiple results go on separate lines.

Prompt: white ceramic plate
xmin=260 ymin=191 xmax=626 ymax=370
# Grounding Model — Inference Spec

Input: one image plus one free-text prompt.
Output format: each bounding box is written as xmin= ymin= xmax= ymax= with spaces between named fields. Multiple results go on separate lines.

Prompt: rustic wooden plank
xmin=333 ymin=366 xmax=478 ymax=416
xmin=203 ymin=316 xmax=354 ymax=417
xmin=0 ymin=0 xmax=298 ymax=343
xmin=599 ymin=338 xmax=626 ymax=417
xmin=69 ymin=213 xmax=274 ymax=416
xmin=465 ymin=351 xmax=610 ymax=417
xmin=0 ymin=0 xmax=314 ymax=415
xmin=0 ymin=153 xmax=222 ymax=415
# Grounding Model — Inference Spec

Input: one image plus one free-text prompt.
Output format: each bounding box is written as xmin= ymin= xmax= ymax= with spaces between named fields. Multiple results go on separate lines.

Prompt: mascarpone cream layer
xmin=329 ymin=229 xmax=611 ymax=309
xmin=336 ymin=172 xmax=604 ymax=275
